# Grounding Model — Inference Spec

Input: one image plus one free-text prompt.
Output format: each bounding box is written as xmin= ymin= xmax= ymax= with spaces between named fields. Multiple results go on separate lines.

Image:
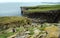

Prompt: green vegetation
xmin=0 ymin=17 xmax=59 ymax=38
xmin=23 ymin=5 xmax=60 ymax=13
xmin=0 ymin=27 xmax=25 ymax=38
xmin=0 ymin=32 xmax=14 ymax=38
xmin=22 ymin=23 xmax=59 ymax=38
xmin=0 ymin=16 xmax=31 ymax=31
xmin=0 ymin=16 xmax=31 ymax=38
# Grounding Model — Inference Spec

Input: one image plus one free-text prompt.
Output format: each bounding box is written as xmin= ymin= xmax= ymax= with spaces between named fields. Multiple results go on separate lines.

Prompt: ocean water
xmin=0 ymin=2 xmax=59 ymax=16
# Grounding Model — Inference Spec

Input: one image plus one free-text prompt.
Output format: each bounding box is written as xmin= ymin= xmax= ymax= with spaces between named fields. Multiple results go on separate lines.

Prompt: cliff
xmin=21 ymin=5 xmax=60 ymax=23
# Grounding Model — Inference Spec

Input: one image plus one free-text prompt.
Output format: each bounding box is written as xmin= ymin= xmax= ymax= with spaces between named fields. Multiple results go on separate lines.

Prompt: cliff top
xmin=21 ymin=5 xmax=60 ymax=13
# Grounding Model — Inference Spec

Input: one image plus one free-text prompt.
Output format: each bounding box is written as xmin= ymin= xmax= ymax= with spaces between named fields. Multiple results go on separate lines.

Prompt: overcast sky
xmin=0 ymin=0 xmax=60 ymax=3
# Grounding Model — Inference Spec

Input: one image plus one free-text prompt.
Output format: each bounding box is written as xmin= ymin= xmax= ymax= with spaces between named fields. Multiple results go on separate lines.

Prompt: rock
xmin=33 ymin=28 xmax=41 ymax=35
xmin=25 ymin=31 xmax=30 ymax=34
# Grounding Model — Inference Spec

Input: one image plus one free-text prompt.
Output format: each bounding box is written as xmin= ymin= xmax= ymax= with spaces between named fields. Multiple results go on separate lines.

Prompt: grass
xmin=0 ymin=35 xmax=7 ymax=38
xmin=0 ymin=31 xmax=15 ymax=38
xmin=0 ymin=16 xmax=31 ymax=31
xmin=0 ymin=16 xmax=31 ymax=38
xmin=0 ymin=32 xmax=14 ymax=38
xmin=25 ymin=8 xmax=60 ymax=13
xmin=0 ymin=16 xmax=27 ymax=24
xmin=22 ymin=5 xmax=60 ymax=13
xmin=27 ymin=27 xmax=34 ymax=35
xmin=0 ymin=27 xmax=24 ymax=38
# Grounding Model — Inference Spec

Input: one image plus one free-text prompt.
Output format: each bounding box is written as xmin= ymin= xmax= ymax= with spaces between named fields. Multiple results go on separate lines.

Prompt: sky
xmin=0 ymin=0 xmax=60 ymax=3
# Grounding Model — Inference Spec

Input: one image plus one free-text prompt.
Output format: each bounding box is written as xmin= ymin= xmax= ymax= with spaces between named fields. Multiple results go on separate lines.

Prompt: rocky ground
xmin=12 ymin=23 xmax=60 ymax=38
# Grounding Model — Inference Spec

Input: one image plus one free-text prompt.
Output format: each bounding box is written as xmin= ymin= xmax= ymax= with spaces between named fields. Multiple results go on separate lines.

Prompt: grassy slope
xmin=0 ymin=16 xmax=28 ymax=24
xmin=0 ymin=16 xmax=31 ymax=31
xmin=23 ymin=5 xmax=60 ymax=13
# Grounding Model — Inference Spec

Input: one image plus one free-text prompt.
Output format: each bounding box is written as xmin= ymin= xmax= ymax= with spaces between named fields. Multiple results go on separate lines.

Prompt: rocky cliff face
xmin=29 ymin=13 xmax=60 ymax=23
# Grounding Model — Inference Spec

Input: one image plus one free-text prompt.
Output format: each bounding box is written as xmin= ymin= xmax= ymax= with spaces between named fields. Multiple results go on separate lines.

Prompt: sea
xmin=0 ymin=2 xmax=60 ymax=16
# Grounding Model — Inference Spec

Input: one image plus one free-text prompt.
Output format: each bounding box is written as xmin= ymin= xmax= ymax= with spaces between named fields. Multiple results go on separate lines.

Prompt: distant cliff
xmin=21 ymin=5 xmax=60 ymax=23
